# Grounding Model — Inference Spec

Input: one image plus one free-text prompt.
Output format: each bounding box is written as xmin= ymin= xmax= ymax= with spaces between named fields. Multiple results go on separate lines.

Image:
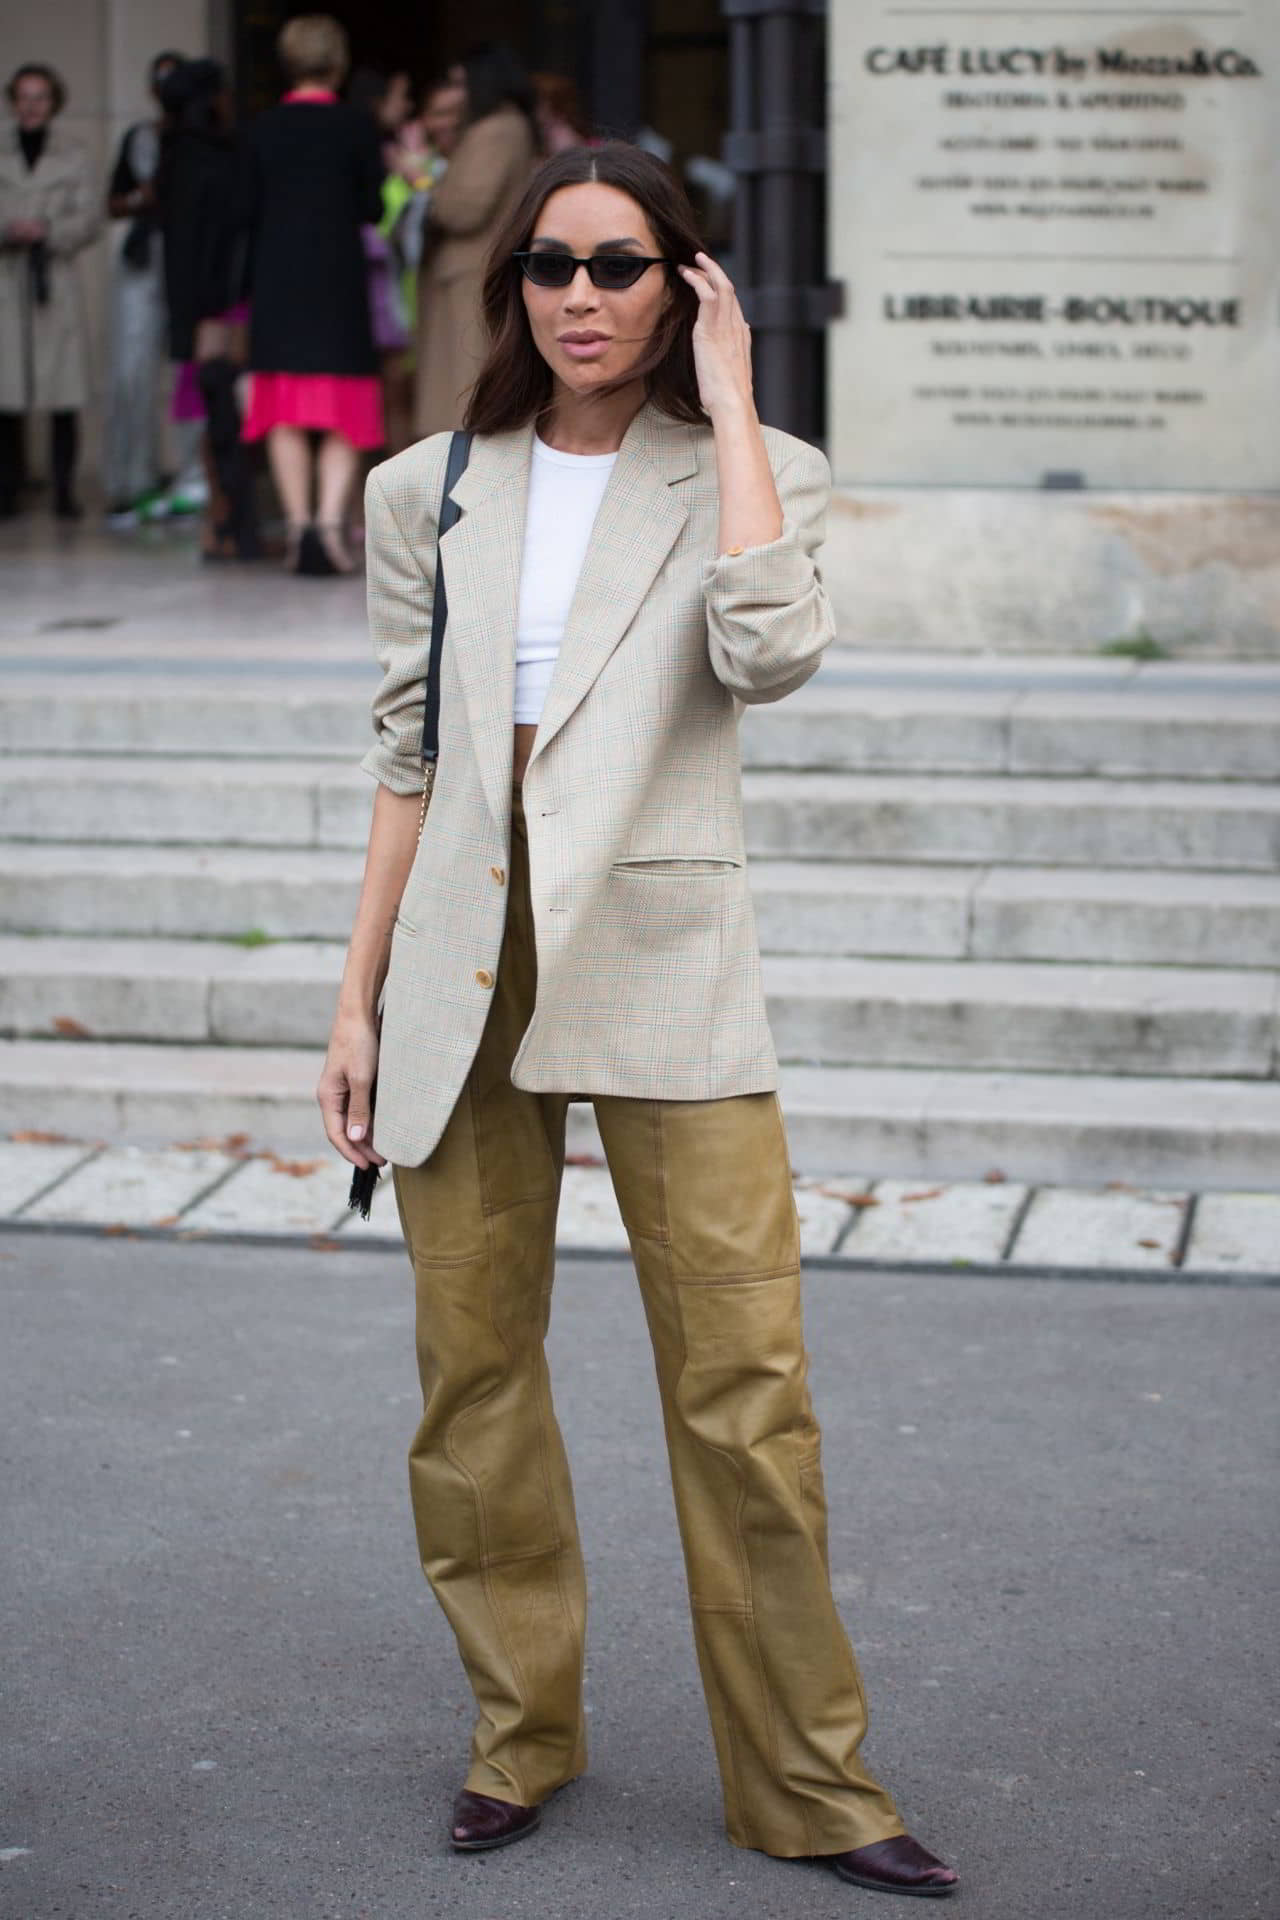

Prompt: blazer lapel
xmin=437 ymin=426 xmax=533 ymax=828
xmin=528 ymin=406 xmax=697 ymax=769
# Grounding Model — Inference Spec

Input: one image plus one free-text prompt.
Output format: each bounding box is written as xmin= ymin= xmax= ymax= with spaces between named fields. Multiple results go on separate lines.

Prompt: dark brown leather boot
xmin=450 ymin=1787 xmax=541 ymax=1853
xmin=827 ymin=1833 xmax=959 ymax=1896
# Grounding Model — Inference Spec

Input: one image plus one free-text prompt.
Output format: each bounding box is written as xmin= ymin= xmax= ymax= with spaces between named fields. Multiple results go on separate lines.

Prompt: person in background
xmin=385 ymin=76 xmax=463 ymax=308
xmin=0 ymin=64 xmax=99 ymax=521
xmin=420 ymin=77 xmax=465 ymax=162
xmin=531 ymin=72 xmax=594 ymax=153
xmin=156 ymin=57 xmax=259 ymax=562
xmin=413 ymin=44 xmax=537 ymax=438
xmin=102 ymin=49 xmax=184 ymax=525
xmin=348 ymin=65 xmax=415 ymax=456
xmin=370 ymin=76 xmax=462 ymax=455
xmin=240 ymin=14 xmax=384 ymax=575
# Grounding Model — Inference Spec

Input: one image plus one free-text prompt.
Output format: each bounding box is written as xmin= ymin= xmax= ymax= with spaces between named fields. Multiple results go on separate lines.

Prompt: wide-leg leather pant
xmin=393 ymin=793 xmax=905 ymax=1858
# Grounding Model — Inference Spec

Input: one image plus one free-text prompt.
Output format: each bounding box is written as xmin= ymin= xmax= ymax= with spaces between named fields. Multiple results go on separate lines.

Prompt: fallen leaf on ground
xmin=52 ymin=1016 xmax=93 ymax=1038
xmin=152 ymin=1215 xmax=180 ymax=1228
xmin=1137 ymin=1238 xmax=1161 ymax=1249
xmin=265 ymin=1155 xmax=323 ymax=1178
xmin=101 ymin=1224 xmax=137 ymax=1238
xmin=983 ymin=1169 xmax=1007 ymax=1184
xmin=901 ymin=1188 xmax=944 ymax=1204
xmin=308 ymin=1235 xmax=341 ymax=1253
xmin=847 ymin=1193 xmax=880 ymax=1210
xmin=11 ymin=1128 xmax=75 ymax=1144
xmin=564 ymin=1153 xmax=605 ymax=1168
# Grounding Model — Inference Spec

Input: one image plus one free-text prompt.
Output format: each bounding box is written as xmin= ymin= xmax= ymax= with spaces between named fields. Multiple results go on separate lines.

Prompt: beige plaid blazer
xmin=361 ymin=402 xmax=834 ymax=1166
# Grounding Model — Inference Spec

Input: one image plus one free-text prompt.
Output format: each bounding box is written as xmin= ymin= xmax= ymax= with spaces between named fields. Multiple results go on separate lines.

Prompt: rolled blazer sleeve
xmin=701 ymin=438 xmax=836 ymax=704
xmin=360 ymin=465 xmax=437 ymax=796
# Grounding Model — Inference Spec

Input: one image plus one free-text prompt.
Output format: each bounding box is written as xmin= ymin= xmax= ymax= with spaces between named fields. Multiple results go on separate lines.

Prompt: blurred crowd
xmin=0 ymin=14 xmax=730 ymax=576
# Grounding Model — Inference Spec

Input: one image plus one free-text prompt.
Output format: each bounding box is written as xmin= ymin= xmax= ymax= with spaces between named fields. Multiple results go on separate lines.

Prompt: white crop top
xmin=513 ymin=435 xmax=618 ymax=725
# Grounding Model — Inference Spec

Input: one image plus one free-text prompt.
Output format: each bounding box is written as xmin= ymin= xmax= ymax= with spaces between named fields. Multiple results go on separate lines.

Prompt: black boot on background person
xmin=0 ymin=411 xmax=23 ymax=518
xmin=50 ymin=410 xmax=82 ymax=520
xmin=197 ymin=357 xmax=262 ymax=560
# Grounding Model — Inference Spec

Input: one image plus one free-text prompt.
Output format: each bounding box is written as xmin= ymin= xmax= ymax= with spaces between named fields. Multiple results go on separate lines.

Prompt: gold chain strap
xmin=417 ymin=764 xmax=436 ymax=843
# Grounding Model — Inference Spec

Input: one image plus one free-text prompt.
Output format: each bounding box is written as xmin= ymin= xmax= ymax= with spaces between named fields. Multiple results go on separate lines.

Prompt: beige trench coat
xmin=0 ymin=126 xmax=99 ymax=411
xmin=412 ymin=104 xmax=536 ymax=437
xmin=361 ymin=403 xmax=835 ymax=1167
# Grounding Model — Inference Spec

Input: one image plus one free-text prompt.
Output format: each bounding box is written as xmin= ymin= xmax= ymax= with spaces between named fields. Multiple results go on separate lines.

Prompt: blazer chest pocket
xmin=612 ymin=856 xmax=742 ymax=877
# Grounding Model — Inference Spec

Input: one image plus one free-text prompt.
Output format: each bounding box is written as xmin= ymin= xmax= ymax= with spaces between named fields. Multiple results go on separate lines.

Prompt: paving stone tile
xmin=837 ymin=1180 xmax=1027 ymax=1265
xmin=555 ymin=1167 xmax=631 ymax=1251
xmin=23 ymin=1146 xmax=234 ymax=1226
xmin=180 ymin=1154 xmax=353 ymax=1236
xmin=1184 ymin=1193 xmax=1280 ymax=1276
xmin=0 ymin=1140 xmax=97 ymax=1215
xmin=793 ymin=1180 xmax=862 ymax=1257
xmin=1011 ymin=1186 xmax=1189 ymax=1270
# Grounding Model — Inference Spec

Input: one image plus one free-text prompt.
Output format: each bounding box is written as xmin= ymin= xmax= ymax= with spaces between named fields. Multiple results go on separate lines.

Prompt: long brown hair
xmin=465 ymin=144 xmax=709 ymax=434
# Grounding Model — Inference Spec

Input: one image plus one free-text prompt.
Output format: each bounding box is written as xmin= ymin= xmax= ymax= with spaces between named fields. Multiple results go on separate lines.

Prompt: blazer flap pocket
xmin=612 ymin=855 xmax=743 ymax=876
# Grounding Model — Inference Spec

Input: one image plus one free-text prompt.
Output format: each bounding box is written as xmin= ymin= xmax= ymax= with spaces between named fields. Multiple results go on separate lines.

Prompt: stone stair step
xmin=5 ymin=1040 xmax=1279 ymax=1187
xmin=0 ymin=842 xmax=365 ymax=940
xmin=3 ymin=937 xmax=1274 ymax=1079
xmin=744 ymin=772 xmax=1280 ymax=871
xmin=4 ymin=845 xmax=1278 ymax=968
xmin=6 ymin=758 xmax=1280 ymax=868
xmin=763 ymin=955 xmax=1278 ymax=1079
xmin=0 ymin=1038 xmax=323 ymax=1153
xmin=6 ymin=669 xmax=1278 ymax=780
xmin=562 ymin=1061 xmax=1280 ymax=1188
xmin=968 ymin=865 xmax=1280 ymax=967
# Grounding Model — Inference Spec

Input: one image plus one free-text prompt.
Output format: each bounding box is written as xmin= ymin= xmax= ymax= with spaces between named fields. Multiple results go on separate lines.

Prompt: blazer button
xmin=490 ymin=866 xmax=505 ymax=885
xmin=475 ymin=969 xmax=494 ymax=989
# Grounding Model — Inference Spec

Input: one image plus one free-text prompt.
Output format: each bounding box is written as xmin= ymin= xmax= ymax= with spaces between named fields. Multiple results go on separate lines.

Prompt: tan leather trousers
xmin=393 ymin=792 xmax=905 ymax=1858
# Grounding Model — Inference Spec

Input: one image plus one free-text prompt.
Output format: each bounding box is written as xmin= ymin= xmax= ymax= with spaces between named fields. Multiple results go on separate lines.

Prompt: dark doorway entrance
xmin=231 ymin=1 xmax=729 ymax=185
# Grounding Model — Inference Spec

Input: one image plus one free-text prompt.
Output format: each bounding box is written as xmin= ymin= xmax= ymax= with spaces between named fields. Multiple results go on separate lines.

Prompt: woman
xmin=155 ymin=57 xmax=258 ymax=562
xmin=0 ymin=63 xmax=99 ymax=520
xmin=531 ymin=71 xmax=595 ymax=153
xmin=240 ymin=14 xmax=384 ymax=574
xmin=102 ymin=49 xmax=184 ymax=522
xmin=413 ymin=44 xmax=536 ymax=438
xmin=318 ymin=144 xmax=958 ymax=1898
xmin=347 ymin=66 xmax=416 ymax=457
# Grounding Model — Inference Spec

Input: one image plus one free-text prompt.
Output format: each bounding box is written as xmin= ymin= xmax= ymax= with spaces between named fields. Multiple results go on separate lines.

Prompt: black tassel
xmin=347 ymin=1162 xmax=380 ymax=1220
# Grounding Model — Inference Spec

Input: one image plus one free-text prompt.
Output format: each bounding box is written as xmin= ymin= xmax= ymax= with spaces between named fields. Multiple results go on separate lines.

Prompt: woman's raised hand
xmin=677 ymin=251 xmax=756 ymax=420
xmin=317 ymin=1015 xmax=387 ymax=1171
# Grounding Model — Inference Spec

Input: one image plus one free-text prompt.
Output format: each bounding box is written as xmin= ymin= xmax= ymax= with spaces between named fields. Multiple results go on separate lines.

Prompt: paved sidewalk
xmin=2 ymin=1133 xmax=1278 ymax=1282
xmin=3 ymin=1232 xmax=1276 ymax=1919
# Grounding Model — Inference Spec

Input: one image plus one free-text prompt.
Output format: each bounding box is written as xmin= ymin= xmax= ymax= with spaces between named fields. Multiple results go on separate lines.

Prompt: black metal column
xmin=590 ymin=0 xmax=649 ymax=141
xmin=721 ymin=0 xmax=836 ymax=444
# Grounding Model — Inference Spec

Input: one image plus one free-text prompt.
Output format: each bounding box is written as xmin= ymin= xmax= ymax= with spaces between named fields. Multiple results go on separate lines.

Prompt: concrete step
xmin=6 ymin=758 xmax=1280 ymax=869
xmin=0 ymin=842 xmax=365 ymax=940
xmin=568 ymin=1063 xmax=1280 ymax=1189
xmin=5 ymin=670 xmax=1278 ymax=780
xmin=3 ymin=937 xmax=1275 ymax=1079
xmin=744 ymin=772 xmax=1280 ymax=871
xmin=5 ymin=1036 xmax=1274 ymax=1187
xmin=4 ymin=845 xmax=1280 ymax=969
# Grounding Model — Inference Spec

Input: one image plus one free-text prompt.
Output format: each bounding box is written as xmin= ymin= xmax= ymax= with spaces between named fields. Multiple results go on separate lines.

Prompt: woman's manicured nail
xmin=348 ymin=1123 xmax=365 ymax=1140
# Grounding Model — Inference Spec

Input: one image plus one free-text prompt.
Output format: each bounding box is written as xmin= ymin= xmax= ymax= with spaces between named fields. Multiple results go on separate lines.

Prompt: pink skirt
xmin=241 ymin=372 xmax=385 ymax=450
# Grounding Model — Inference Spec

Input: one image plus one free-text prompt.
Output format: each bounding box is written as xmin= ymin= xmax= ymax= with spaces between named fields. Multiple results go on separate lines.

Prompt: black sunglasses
xmin=514 ymin=251 xmax=671 ymax=291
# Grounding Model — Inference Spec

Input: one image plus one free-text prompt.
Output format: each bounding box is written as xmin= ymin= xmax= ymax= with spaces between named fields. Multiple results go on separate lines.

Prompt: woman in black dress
xmin=156 ymin=57 xmax=259 ymax=562
xmin=239 ymin=14 xmax=384 ymax=575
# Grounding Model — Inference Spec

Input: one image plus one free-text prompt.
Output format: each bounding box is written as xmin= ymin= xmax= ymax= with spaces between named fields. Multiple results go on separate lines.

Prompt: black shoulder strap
xmin=422 ymin=429 xmax=474 ymax=770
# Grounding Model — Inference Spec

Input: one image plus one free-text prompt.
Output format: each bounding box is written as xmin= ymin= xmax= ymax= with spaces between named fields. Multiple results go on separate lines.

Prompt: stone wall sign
xmin=827 ymin=4 xmax=1280 ymax=489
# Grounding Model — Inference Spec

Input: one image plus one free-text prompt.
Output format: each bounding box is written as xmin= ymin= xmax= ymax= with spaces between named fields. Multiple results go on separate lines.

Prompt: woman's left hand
xmin=678 ymin=251 xmax=755 ymax=420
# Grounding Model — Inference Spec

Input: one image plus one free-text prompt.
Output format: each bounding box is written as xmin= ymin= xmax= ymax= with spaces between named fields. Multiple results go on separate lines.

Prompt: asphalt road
xmin=2 ymin=1232 xmax=1276 ymax=1920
